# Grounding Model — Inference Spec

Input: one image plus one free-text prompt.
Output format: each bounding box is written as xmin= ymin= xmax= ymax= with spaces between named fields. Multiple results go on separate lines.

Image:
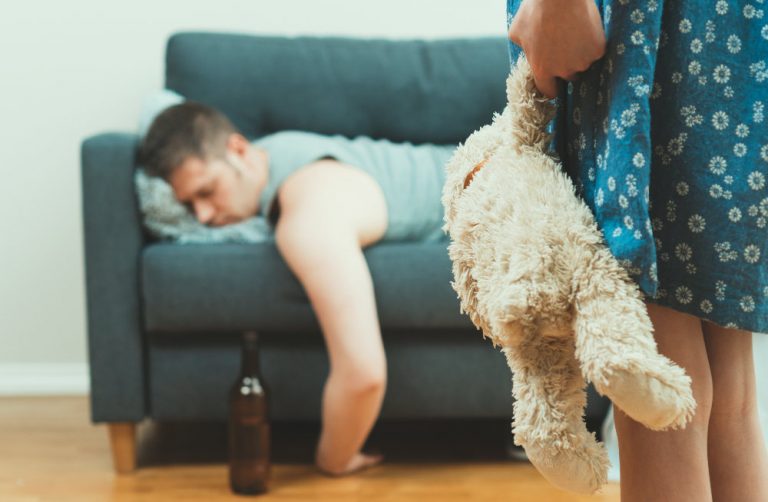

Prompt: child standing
xmin=507 ymin=0 xmax=768 ymax=500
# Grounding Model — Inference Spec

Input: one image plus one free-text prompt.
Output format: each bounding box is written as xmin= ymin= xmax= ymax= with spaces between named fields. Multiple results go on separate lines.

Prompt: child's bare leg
xmin=614 ymin=302 xmax=713 ymax=502
xmin=276 ymin=214 xmax=386 ymax=476
xmin=703 ymin=322 xmax=768 ymax=502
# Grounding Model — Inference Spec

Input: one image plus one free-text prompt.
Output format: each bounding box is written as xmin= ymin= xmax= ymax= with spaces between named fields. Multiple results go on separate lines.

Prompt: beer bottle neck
xmin=240 ymin=332 xmax=261 ymax=376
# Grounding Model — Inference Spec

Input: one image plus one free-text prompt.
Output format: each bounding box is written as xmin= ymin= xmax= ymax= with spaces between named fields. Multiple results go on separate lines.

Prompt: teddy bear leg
xmin=595 ymin=363 xmax=695 ymax=431
xmin=503 ymin=333 xmax=608 ymax=494
xmin=572 ymin=252 xmax=697 ymax=430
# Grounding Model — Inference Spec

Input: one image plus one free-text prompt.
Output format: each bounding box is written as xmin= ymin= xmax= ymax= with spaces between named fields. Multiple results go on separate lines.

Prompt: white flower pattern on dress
xmin=508 ymin=0 xmax=768 ymax=332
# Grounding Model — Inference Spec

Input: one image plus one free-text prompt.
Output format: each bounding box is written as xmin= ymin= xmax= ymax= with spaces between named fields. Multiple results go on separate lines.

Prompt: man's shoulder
xmin=279 ymin=158 xmax=349 ymax=195
xmin=278 ymin=158 xmax=384 ymax=216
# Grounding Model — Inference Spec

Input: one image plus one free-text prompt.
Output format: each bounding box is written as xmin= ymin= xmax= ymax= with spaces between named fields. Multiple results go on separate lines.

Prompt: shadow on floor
xmin=136 ymin=419 xmax=517 ymax=467
xmin=136 ymin=412 xmax=607 ymax=468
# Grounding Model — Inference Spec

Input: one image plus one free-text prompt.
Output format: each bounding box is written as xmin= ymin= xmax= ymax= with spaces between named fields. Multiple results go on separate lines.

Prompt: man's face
xmin=169 ymin=153 xmax=260 ymax=227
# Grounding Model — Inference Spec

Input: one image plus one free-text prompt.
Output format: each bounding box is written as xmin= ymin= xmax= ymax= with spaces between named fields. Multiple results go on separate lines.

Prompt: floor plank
xmin=0 ymin=396 xmax=620 ymax=501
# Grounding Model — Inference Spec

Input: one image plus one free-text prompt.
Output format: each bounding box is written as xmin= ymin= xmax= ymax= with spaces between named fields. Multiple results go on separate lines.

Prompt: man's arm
xmin=272 ymin=158 xmax=389 ymax=474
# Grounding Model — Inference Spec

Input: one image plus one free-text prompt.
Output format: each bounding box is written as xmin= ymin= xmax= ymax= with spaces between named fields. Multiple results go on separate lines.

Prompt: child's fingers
xmin=533 ymin=72 xmax=558 ymax=100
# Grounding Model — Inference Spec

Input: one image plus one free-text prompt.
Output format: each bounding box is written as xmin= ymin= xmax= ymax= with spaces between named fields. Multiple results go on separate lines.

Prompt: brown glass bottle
xmin=228 ymin=331 xmax=270 ymax=495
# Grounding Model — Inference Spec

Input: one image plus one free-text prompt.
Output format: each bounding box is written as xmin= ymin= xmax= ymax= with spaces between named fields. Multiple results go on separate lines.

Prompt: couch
xmin=81 ymin=32 xmax=609 ymax=473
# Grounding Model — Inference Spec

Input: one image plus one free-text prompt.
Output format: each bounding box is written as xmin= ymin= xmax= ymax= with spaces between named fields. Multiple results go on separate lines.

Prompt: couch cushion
xmin=141 ymin=242 xmax=474 ymax=333
xmin=165 ymin=33 xmax=509 ymax=145
xmin=146 ymin=331 xmax=609 ymax=422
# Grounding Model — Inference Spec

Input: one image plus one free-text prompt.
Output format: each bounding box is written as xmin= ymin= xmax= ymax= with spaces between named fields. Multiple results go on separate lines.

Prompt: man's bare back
xmin=274 ymin=159 xmax=389 ymax=249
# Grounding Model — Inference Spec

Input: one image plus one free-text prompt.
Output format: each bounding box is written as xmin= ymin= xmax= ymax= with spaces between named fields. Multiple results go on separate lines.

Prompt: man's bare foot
xmin=316 ymin=452 xmax=384 ymax=477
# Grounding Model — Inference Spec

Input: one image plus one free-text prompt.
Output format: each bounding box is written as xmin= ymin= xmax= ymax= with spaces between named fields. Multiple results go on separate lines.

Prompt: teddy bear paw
xmin=598 ymin=365 xmax=697 ymax=431
xmin=524 ymin=442 xmax=608 ymax=495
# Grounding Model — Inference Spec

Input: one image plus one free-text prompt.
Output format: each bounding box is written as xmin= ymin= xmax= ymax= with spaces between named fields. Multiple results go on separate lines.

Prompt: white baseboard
xmin=0 ymin=363 xmax=90 ymax=396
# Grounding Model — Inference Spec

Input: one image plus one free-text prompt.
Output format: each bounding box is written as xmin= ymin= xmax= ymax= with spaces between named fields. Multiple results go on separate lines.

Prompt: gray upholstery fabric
xmin=82 ymin=133 xmax=147 ymax=422
xmin=165 ymin=33 xmax=509 ymax=144
xmin=148 ymin=330 xmax=513 ymax=421
xmin=141 ymin=241 xmax=472 ymax=333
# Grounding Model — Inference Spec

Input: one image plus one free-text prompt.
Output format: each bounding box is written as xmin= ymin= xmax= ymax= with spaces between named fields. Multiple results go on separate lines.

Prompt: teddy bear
xmin=441 ymin=55 xmax=697 ymax=494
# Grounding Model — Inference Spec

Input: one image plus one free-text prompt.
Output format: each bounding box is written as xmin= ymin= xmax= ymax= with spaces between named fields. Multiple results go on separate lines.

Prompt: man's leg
xmin=275 ymin=209 xmax=386 ymax=476
xmin=613 ymin=302 xmax=713 ymax=502
xmin=703 ymin=322 xmax=768 ymax=502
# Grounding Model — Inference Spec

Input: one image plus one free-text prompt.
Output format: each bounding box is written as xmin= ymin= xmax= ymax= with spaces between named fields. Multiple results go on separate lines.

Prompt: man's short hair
xmin=139 ymin=102 xmax=239 ymax=180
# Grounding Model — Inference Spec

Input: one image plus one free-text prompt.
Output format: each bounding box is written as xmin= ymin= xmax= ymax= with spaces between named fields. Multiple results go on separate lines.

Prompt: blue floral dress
xmin=507 ymin=0 xmax=768 ymax=333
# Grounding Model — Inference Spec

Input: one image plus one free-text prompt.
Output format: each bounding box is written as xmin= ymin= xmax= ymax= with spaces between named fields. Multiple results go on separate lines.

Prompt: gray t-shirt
xmin=253 ymin=130 xmax=455 ymax=242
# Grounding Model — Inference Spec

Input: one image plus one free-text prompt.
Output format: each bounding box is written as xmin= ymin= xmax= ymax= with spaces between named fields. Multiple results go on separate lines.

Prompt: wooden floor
xmin=0 ymin=396 xmax=620 ymax=501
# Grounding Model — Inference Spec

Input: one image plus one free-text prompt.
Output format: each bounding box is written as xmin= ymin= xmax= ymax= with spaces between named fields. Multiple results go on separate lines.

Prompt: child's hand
xmin=508 ymin=0 xmax=606 ymax=99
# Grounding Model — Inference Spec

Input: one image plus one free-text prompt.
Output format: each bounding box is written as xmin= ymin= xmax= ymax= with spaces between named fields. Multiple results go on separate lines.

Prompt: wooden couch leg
xmin=108 ymin=422 xmax=137 ymax=474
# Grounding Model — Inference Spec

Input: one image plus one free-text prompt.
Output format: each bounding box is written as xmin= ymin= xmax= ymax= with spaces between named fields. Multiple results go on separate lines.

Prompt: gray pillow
xmin=134 ymin=168 xmax=273 ymax=244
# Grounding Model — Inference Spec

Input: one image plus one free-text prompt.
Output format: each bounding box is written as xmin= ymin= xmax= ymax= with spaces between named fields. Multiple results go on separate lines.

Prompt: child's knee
xmin=710 ymin=377 xmax=758 ymax=422
xmin=680 ymin=353 xmax=713 ymax=428
xmin=705 ymin=326 xmax=757 ymax=420
xmin=690 ymin=375 xmax=714 ymax=428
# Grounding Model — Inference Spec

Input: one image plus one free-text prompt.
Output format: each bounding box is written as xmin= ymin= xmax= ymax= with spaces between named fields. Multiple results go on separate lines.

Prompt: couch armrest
xmin=81 ymin=133 xmax=147 ymax=423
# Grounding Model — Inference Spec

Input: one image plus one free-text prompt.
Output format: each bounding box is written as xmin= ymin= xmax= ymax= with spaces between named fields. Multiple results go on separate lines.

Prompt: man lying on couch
xmin=139 ymin=102 xmax=455 ymax=476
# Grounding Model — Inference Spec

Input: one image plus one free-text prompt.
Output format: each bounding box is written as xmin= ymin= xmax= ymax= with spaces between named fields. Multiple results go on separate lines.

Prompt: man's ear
xmin=226 ymin=133 xmax=249 ymax=157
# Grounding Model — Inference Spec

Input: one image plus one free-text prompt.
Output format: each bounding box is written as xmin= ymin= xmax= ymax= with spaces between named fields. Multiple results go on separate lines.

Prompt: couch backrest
xmin=165 ymin=32 xmax=509 ymax=145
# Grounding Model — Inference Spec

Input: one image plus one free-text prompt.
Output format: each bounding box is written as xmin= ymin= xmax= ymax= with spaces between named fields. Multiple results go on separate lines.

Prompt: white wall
xmin=0 ymin=1 xmax=506 ymax=393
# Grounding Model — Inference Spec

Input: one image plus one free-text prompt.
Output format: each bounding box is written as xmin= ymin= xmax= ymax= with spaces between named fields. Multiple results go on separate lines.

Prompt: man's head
xmin=139 ymin=102 xmax=267 ymax=226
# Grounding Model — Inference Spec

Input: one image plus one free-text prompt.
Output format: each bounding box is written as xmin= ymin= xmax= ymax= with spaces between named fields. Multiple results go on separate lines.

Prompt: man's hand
xmin=508 ymin=0 xmax=607 ymax=99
